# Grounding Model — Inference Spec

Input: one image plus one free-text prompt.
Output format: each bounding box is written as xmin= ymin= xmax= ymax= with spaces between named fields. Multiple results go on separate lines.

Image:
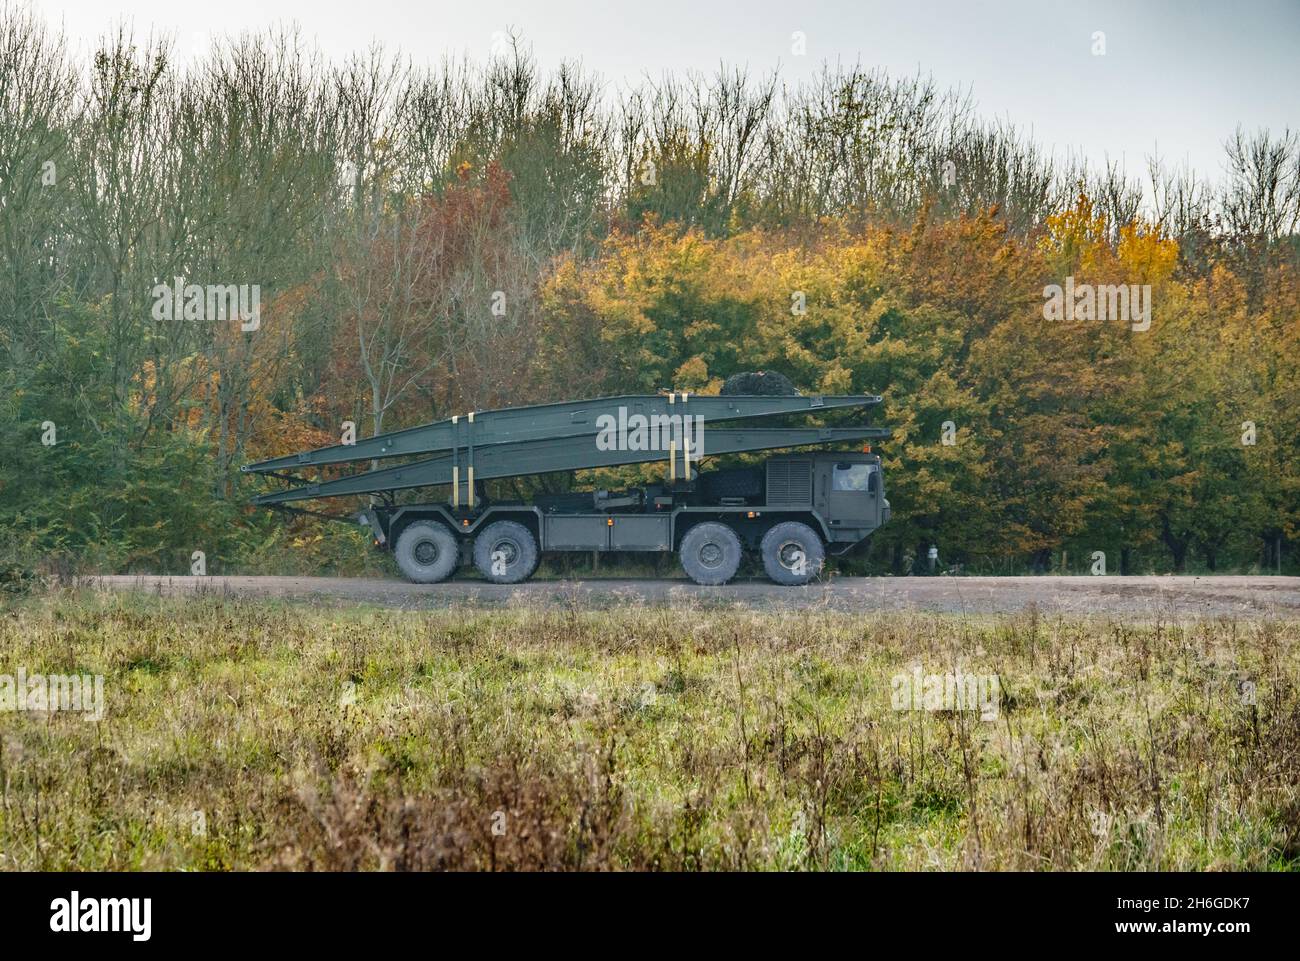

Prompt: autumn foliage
xmin=1 ymin=14 xmax=1296 ymax=575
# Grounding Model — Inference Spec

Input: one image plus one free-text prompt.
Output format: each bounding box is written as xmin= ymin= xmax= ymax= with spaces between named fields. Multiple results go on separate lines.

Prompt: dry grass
xmin=0 ymin=588 xmax=1297 ymax=871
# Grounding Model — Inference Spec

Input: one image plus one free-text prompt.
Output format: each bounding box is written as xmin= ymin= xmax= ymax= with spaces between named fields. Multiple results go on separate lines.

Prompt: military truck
xmin=242 ymin=391 xmax=891 ymax=586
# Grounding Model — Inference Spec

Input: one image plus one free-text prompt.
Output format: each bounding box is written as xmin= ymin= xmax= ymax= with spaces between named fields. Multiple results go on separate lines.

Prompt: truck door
xmin=823 ymin=460 xmax=880 ymax=530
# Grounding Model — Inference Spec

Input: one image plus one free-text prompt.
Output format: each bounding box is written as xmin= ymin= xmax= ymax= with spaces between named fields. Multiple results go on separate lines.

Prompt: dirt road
xmin=90 ymin=574 xmax=1300 ymax=618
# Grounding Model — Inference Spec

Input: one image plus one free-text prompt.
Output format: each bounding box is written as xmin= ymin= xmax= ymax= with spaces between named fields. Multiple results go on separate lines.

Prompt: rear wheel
xmin=473 ymin=520 xmax=539 ymax=584
xmin=760 ymin=521 xmax=825 ymax=585
xmin=394 ymin=520 xmax=460 ymax=584
xmin=678 ymin=522 xmax=743 ymax=586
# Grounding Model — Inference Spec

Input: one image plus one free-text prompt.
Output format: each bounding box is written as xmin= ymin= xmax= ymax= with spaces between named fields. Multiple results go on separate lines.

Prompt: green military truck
xmin=243 ymin=391 xmax=891 ymax=586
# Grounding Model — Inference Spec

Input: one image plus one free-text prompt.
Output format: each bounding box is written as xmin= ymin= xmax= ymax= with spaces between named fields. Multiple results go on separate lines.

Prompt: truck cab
xmin=767 ymin=452 xmax=887 ymax=545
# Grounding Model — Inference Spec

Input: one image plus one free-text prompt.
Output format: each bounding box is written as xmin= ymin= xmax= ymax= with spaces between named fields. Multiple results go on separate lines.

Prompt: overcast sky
xmin=33 ymin=0 xmax=1300 ymax=186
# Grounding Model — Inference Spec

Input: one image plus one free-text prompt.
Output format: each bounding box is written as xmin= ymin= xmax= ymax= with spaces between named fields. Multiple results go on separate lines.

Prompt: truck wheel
xmin=394 ymin=520 xmax=460 ymax=584
xmin=473 ymin=520 xmax=539 ymax=584
xmin=760 ymin=522 xmax=825 ymax=585
xmin=679 ymin=522 xmax=743 ymax=586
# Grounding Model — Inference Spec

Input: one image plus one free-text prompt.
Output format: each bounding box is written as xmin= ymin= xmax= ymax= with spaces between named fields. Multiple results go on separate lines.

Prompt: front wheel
xmin=473 ymin=520 xmax=539 ymax=584
xmin=394 ymin=520 xmax=460 ymax=584
xmin=678 ymin=522 xmax=743 ymax=586
xmin=760 ymin=521 xmax=825 ymax=585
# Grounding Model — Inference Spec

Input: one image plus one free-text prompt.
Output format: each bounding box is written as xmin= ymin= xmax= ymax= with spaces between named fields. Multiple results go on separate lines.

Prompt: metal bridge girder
xmin=250 ymin=426 xmax=890 ymax=506
xmin=242 ymin=393 xmax=882 ymax=474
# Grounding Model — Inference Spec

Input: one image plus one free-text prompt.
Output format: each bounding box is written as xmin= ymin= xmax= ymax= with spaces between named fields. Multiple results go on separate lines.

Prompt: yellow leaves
xmin=1039 ymin=192 xmax=1110 ymax=272
xmin=1040 ymin=192 xmax=1180 ymax=295
xmin=1117 ymin=222 xmax=1178 ymax=284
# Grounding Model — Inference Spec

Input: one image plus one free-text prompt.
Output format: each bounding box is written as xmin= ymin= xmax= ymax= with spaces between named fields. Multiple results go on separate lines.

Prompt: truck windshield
xmin=832 ymin=463 xmax=875 ymax=492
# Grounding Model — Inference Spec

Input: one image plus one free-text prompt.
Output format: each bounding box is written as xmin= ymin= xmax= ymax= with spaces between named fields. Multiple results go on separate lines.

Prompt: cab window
xmin=832 ymin=463 xmax=875 ymax=492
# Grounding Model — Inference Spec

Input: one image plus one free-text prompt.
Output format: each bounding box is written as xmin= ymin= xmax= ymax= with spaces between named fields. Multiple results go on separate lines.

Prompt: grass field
xmin=1 ymin=587 xmax=1297 ymax=870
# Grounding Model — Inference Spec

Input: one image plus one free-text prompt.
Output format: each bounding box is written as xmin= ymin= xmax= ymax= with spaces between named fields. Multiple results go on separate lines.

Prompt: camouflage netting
xmin=719 ymin=371 xmax=799 ymax=396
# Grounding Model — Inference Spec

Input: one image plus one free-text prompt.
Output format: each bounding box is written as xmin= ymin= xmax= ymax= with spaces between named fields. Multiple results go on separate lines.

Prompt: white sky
xmin=32 ymin=0 xmax=1300 ymax=187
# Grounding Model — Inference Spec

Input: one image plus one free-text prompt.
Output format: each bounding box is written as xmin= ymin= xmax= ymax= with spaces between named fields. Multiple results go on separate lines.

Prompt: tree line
xmin=1 ymin=6 xmax=1296 ymax=574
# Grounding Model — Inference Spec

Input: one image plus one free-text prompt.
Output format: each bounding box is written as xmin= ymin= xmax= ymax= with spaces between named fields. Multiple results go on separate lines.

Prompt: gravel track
xmin=89 ymin=574 xmax=1300 ymax=619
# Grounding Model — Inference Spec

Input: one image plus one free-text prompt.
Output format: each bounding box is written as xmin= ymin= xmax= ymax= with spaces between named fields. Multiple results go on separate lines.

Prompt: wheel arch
xmin=671 ymin=510 xmax=830 ymax=550
xmin=386 ymin=505 xmax=542 ymax=549
xmin=386 ymin=506 xmax=459 ymax=549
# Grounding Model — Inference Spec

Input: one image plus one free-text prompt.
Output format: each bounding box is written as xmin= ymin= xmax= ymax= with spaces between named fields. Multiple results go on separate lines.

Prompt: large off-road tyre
xmin=473 ymin=520 xmax=540 ymax=584
xmin=678 ymin=522 xmax=744 ymax=586
xmin=394 ymin=520 xmax=460 ymax=584
xmin=760 ymin=521 xmax=825 ymax=586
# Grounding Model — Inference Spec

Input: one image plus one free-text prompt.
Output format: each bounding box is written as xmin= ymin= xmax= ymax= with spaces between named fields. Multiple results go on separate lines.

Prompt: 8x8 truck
xmin=243 ymin=391 xmax=891 ymax=586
